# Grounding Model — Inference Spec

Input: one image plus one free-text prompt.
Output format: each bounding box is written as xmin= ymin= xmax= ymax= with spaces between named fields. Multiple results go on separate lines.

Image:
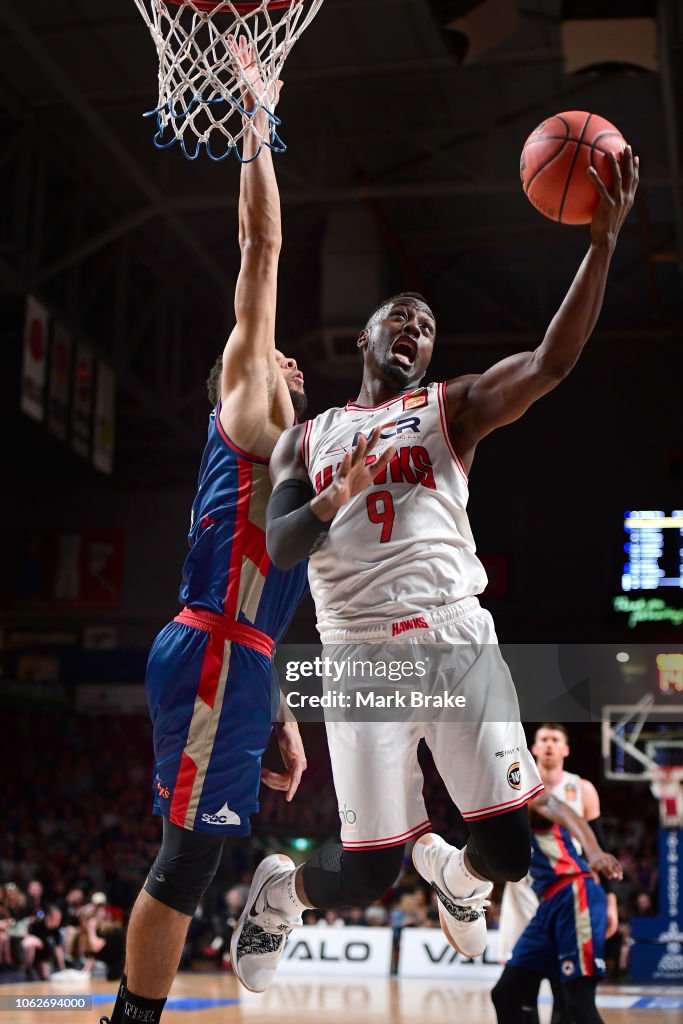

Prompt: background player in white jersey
xmin=226 ymin=147 xmax=638 ymax=994
xmin=500 ymin=723 xmax=618 ymax=1024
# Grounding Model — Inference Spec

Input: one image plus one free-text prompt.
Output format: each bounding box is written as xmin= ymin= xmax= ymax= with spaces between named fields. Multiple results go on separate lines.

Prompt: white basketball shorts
xmin=319 ymin=597 xmax=543 ymax=851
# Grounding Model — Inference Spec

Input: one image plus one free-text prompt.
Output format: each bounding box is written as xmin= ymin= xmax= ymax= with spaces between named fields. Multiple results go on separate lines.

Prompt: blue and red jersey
xmin=529 ymin=820 xmax=592 ymax=901
xmin=179 ymin=407 xmax=308 ymax=641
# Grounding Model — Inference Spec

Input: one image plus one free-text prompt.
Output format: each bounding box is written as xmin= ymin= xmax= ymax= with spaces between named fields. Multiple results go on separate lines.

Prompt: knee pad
xmin=302 ymin=844 xmax=404 ymax=909
xmin=467 ymin=807 xmax=531 ymax=883
xmin=144 ymin=818 xmax=225 ymax=916
xmin=341 ymin=848 xmax=404 ymax=904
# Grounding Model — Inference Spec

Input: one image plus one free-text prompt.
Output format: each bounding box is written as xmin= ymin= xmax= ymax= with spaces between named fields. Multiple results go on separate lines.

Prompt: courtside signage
xmin=398 ymin=927 xmax=503 ymax=980
xmin=278 ymin=926 xmax=392 ymax=977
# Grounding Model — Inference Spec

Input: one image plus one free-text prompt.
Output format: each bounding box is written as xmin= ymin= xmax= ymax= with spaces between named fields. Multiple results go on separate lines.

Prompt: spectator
xmin=0 ymin=887 xmax=13 ymax=969
xmin=80 ymin=906 xmax=126 ymax=982
xmin=22 ymin=905 xmax=65 ymax=980
xmin=62 ymin=889 xmax=86 ymax=964
xmin=365 ymin=905 xmax=388 ymax=927
xmin=25 ymin=880 xmax=44 ymax=917
xmin=317 ymin=909 xmax=344 ymax=927
xmin=345 ymin=907 xmax=367 ymax=927
xmin=633 ymin=891 xmax=654 ymax=916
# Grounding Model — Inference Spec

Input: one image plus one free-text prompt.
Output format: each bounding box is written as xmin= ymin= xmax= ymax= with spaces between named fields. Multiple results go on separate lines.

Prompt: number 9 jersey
xmin=302 ymin=383 xmax=488 ymax=634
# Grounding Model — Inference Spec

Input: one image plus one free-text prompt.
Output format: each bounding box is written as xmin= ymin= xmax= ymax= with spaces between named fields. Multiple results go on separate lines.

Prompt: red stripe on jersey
xmin=223 ymin=459 xmax=254 ymax=618
xmin=243 ymin=519 xmax=271 ymax=578
xmin=215 ymin=405 xmax=270 ymax=464
xmin=551 ymin=822 xmax=579 ymax=878
xmin=437 ymin=382 xmax=468 ymax=482
xmin=301 ymin=420 xmax=312 ymax=469
xmin=170 ymin=751 xmax=198 ymax=827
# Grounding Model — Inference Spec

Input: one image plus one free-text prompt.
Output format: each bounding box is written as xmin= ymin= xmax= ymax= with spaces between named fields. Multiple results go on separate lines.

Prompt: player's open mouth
xmin=391 ymin=336 xmax=417 ymax=365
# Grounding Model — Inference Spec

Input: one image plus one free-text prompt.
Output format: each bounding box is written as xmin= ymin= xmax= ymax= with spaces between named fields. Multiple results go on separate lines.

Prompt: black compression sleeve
xmin=587 ymin=816 xmax=614 ymax=894
xmin=266 ymin=478 xmax=332 ymax=569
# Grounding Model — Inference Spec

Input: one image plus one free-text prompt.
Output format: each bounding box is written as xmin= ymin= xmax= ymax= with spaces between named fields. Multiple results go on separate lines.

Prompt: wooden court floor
xmin=0 ymin=974 xmax=681 ymax=1024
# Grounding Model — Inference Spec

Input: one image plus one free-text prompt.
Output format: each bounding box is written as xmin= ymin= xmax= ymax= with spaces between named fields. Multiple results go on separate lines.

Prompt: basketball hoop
xmin=133 ymin=0 xmax=325 ymax=160
xmin=650 ymin=766 xmax=683 ymax=829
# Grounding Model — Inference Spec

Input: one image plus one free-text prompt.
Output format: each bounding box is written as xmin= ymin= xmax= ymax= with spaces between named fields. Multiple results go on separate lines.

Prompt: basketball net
xmin=650 ymin=767 xmax=683 ymax=829
xmin=133 ymin=1 xmax=325 ymax=160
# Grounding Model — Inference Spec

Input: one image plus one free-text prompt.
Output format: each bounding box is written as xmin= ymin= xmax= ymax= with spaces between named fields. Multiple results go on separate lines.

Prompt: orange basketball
xmin=520 ymin=111 xmax=626 ymax=225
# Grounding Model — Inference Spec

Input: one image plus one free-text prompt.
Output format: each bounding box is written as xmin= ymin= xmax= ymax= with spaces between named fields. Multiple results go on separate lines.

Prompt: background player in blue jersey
xmin=491 ymin=792 xmax=623 ymax=1024
xmin=100 ymin=39 xmax=309 ymax=1024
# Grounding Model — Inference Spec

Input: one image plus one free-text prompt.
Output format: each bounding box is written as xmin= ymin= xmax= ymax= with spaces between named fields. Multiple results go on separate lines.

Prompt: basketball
xmin=520 ymin=111 xmax=626 ymax=225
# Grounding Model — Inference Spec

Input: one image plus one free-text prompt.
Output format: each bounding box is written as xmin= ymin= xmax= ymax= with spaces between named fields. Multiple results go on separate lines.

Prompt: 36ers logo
xmin=507 ymin=762 xmax=521 ymax=790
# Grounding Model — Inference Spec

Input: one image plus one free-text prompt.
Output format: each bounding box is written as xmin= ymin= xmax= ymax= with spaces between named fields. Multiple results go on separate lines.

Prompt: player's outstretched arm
xmin=219 ymin=37 xmax=291 ymax=457
xmin=265 ymin=425 xmax=395 ymax=569
xmin=447 ymin=147 xmax=639 ymax=465
xmin=581 ymin=781 xmax=620 ymax=937
xmin=531 ymin=794 xmax=623 ymax=881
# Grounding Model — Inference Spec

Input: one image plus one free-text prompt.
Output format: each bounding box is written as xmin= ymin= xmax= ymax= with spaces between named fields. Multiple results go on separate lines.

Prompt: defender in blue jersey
xmin=491 ymin=793 xmax=623 ymax=1024
xmin=101 ymin=41 xmax=308 ymax=1024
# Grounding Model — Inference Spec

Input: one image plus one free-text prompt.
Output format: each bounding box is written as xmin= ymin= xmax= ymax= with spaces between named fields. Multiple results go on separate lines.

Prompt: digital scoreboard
xmin=622 ymin=511 xmax=683 ymax=591
xmin=615 ymin=510 xmax=683 ymax=628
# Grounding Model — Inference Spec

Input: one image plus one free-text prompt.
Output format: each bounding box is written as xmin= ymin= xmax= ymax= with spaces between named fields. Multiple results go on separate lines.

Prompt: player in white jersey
xmin=226 ymin=146 xmax=638 ymax=994
xmin=500 ymin=723 xmax=618 ymax=1024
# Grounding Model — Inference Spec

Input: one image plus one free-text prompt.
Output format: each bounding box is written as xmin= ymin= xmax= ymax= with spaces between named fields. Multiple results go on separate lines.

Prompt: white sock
xmin=443 ymin=847 xmax=483 ymax=897
xmin=266 ymin=868 xmax=308 ymax=918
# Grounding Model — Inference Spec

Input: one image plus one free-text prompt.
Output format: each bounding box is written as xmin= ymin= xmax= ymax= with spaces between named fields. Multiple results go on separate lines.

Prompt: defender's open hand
xmin=313 ymin=428 xmax=396 ymax=520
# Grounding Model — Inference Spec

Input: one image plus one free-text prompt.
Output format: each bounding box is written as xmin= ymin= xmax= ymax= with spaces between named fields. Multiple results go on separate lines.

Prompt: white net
xmin=133 ymin=0 xmax=325 ymax=160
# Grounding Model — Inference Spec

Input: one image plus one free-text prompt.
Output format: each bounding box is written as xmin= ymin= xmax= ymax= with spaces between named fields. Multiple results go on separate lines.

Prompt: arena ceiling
xmin=0 ymin=0 xmax=680 ymax=484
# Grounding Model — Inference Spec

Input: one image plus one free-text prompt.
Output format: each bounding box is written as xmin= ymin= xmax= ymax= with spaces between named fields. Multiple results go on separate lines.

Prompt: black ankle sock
xmin=105 ymin=972 xmax=127 ymax=1024
xmin=121 ymin=989 xmax=167 ymax=1023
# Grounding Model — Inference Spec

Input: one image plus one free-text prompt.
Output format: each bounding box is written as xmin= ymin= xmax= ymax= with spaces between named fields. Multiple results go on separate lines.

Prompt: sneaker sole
xmin=230 ymin=854 xmax=293 ymax=993
xmin=437 ymin=904 xmax=469 ymax=956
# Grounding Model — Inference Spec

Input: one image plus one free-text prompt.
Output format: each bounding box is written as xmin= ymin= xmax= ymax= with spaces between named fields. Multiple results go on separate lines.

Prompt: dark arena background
xmin=0 ymin=2 xmax=681 ymax=1023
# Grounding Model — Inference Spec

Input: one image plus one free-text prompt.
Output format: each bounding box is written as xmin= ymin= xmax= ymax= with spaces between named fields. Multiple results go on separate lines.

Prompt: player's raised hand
xmin=314 ymin=428 xmax=395 ymax=519
xmin=586 ymin=849 xmax=623 ymax=881
xmin=227 ymin=33 xmax=282 ymax=114
xmin=588 ymin=145 xmax=639 ymax=246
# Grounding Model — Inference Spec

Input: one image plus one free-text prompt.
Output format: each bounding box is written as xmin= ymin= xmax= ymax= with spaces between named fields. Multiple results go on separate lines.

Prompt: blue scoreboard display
xmin=614 ymin=510 xmax=683 ymax=628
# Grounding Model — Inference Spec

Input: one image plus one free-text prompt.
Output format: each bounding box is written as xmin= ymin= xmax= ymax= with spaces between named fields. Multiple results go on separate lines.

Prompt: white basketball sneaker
xmin=230 ymin=854 xmax=302 ymax=993
xmin=412 ymin=833 xmax=493 ymax=958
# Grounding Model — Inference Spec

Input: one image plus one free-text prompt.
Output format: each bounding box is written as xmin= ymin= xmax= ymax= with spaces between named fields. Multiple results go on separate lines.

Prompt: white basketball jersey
xmin=551 ymin=771 xmax=584 ymax=818
xmin=303 ymin=382 xmax=488 ymax=632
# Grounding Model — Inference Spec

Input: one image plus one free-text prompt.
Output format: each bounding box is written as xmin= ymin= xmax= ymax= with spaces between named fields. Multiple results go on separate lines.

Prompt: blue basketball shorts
xmin=508 ymin=875 xmax=607 ymax=982
xmin=145 ymin=611 xmax=277 ymax=836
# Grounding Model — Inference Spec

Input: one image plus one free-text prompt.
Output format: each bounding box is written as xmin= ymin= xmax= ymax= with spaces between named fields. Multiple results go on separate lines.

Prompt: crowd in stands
xmin=0 ymin=711 xmax=662 ymax=982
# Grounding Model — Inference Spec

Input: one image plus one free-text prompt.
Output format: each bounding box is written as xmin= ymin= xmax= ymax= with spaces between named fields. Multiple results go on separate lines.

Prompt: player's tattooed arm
xmin=531 ymin=794 xmax=623 ymax=881
xmin=266 ymin=425 xmax=395 ymax=569
xmin=445 ymin=147 xmax=639 ymax=468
